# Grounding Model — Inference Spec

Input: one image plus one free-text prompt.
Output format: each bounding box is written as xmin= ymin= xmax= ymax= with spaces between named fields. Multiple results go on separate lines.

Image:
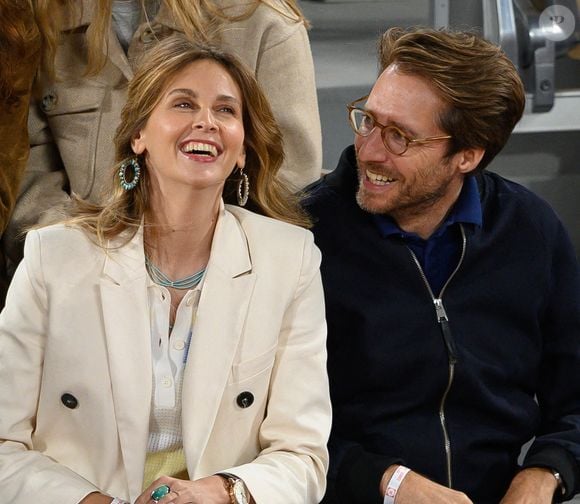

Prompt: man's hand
xmin=380 ymin=465 xmax=473 ymax=504
xmin=500 ymin=467 xmax=558 ymax=504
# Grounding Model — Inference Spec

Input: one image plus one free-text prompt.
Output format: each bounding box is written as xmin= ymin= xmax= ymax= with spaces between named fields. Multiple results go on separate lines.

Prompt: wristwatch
xmin=552 ymin=469 xmax=566 ymax=497
xmin=218 ymin=472 xmax=249 ymax=504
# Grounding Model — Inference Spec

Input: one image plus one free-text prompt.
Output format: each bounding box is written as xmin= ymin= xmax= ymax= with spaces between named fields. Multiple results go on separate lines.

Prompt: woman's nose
xmin=192 ymin=109 xmax=218 ymax=131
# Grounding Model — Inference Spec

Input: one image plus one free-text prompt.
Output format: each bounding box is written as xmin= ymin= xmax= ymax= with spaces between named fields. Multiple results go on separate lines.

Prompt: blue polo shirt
xmin=373 ymin=175 xmax=482 ymax=296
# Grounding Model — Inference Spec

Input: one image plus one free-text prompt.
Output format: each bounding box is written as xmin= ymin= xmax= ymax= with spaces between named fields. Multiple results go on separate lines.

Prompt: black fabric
xmin=337 ymin=446 xmax=402 ymax=504
xmin=304 ymin=145 xmax=580 ymax=503
xmin=523 ymin=444 xmax=579 ymax=502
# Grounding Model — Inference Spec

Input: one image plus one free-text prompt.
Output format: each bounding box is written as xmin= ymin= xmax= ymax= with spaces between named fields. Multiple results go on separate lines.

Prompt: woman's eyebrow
xmin=167 ymin=88 xmax=240 ymax=105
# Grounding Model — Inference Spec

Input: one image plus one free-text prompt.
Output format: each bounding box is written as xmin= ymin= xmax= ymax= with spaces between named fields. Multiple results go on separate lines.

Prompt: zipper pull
xmin=434 ymin=298 xmax=448 ymax=322
xmin=434 ymin=298 xmax=458 ymax=364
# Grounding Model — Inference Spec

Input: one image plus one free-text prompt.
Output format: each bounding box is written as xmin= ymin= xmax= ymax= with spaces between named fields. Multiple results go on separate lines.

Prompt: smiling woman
xmin=0 ymin=35 xmax=331 ymax=504
xmin=131 ymin=60 xmax=246 ymax=198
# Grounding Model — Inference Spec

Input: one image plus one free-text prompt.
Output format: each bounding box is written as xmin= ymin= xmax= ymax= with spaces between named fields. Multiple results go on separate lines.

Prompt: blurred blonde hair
xmin=39 ymin=0 xmax=307 ymax=78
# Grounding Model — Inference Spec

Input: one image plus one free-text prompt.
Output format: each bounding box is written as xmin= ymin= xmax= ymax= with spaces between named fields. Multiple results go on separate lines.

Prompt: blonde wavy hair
xmin=35 ymin=0 xmax=307 ymax=78
xmin=68 ymin=34 xmax=311 ymax=246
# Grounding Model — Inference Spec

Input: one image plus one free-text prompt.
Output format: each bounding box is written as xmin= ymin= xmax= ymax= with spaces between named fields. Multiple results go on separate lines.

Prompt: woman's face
xmin=132 ymin=59 xmax=246 ymax=198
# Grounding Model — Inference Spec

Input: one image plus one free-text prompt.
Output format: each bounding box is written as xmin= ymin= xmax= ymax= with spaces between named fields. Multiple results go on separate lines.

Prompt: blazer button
xmin=236 ymin=391 xmax=254 ymax=409
xmin=61 ymin=393 xmax=78 ymax=409
xmin=41 ymin=91 xmax=57 ymax=112
xmin=140 ymin=27 xmax=156 ymax=43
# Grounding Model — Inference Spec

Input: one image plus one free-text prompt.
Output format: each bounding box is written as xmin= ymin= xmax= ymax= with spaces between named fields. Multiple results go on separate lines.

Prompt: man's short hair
xmin=379 ymin=27 xmax=526 ymax=170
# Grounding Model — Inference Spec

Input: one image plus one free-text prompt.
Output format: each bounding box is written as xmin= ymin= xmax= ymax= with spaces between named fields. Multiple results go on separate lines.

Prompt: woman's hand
xmin=79 ymin=493 xmax=117 ymax=503
xmin=135 ymin=475 xmax=230 ymax=504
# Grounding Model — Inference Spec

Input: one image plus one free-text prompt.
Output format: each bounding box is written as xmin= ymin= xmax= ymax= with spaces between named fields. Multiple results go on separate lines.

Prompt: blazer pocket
xmin=39 ymin=82 xmax=107 ymax=198
xmin=40 ymin=82 xmax=105 ymax=116
xmin=229 ymin=345 xmax=277 ymax=384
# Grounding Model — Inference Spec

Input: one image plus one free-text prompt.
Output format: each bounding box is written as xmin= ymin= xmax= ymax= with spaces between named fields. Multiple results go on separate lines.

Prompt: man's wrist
xmin=379 ymin=465 xmax=398 ymax=496
xmin=384 ymin=465 xmax=410 ymax=503
xmin=551 ymin=469 xmax=566 ymax=498
xmin=380 ymin=465 xmax=411 ymax=503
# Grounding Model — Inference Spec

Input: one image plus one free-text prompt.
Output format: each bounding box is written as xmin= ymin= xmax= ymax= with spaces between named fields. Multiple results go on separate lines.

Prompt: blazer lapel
xmin=107 ymin=29 xmax=134 ymax=80
xmin=61 ymin=0 xmax=93 ymax=31
xmin=182 ymin=206 xmax=256 ymax=475
xmin=99 ymin=228 xmax=152 ymax=498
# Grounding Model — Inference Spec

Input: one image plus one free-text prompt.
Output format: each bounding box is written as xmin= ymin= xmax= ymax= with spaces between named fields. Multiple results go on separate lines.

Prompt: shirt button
xmin=173 ymin=340 xmax=185 ymax=351
xmin=161 ymin=376 xmax=172 ymax=388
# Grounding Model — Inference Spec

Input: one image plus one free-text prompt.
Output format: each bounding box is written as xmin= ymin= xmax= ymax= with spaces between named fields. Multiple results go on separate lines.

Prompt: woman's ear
xmin=131 ymin=131 xmax=146 ymax=155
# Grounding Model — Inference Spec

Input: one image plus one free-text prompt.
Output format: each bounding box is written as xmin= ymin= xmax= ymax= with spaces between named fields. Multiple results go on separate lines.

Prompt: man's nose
xmin=356 ymin=128 xmax=390 ymax=161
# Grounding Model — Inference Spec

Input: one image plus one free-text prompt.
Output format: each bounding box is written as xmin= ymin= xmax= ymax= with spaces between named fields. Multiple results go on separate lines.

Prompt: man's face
xmin=355 ymin=65 xmax=463 ymax=224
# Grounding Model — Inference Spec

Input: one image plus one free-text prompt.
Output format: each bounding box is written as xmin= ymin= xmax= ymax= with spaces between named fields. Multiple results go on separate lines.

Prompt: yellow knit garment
xmin=143 ymin=446 xmax=190 ymax=489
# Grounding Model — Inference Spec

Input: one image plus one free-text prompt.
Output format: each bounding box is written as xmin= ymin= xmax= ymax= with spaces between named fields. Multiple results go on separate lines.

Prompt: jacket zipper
xmin=406 ymin=224 xmax=466 ymax=488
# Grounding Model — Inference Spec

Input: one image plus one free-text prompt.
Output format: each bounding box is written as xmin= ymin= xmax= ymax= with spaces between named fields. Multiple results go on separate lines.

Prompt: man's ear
xmin=455 ymin=147 xmax=485 ymax=175
xmin=131 ymin=131 xmax=146 ymax=155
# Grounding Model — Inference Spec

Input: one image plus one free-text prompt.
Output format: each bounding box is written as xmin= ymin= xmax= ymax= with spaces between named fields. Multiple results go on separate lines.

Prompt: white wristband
xmin=110 ymin=498 xmax=130 ymax=504
xmin=383 ymin=465 xmax=411 ymax=504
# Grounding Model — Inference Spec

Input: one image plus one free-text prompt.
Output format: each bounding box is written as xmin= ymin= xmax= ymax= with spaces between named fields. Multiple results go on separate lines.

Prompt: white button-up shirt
xmin=146 ymin=275 xmax=203 ymax=452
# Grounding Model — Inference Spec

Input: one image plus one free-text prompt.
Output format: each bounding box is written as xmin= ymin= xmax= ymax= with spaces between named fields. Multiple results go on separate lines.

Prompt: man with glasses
xmin=305 ymin=27 xmax=580 ymax=504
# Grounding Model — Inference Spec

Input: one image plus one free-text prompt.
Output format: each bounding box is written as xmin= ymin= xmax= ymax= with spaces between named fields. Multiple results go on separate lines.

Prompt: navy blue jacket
xmin=305 ymin=146 xmax=580 ymax=504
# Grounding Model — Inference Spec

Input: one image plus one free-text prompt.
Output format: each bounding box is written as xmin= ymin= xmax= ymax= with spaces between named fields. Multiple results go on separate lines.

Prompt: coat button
xmin=41 ymin=91 xmax=57 ymax=112
xmin=140 ymin=27 xmax=156 ymax=43
xmin=236 ymin=391 xmax=254 ymax=409
xmin=61 ymin=393 xmax=78 ymax=409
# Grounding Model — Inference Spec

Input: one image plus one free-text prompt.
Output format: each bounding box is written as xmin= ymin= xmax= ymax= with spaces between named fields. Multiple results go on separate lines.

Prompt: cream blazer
xmin=0 ymin=205 xmax=331 ymax=504
xmin=3 ymin=0 xmax=322 ymax=268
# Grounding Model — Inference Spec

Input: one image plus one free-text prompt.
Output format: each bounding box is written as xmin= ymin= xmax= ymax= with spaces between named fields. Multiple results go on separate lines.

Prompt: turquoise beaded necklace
xmin=145 ymin=256 xmax=206 ymax=290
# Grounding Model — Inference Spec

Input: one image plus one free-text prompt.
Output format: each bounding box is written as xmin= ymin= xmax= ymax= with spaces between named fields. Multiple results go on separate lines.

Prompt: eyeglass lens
xmin=350 ymin=109 xmax=407 ymax=154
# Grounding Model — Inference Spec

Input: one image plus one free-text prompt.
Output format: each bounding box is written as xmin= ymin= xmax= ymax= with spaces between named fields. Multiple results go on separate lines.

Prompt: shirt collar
xmin=373 ymin=175 xmax=482 ymax=239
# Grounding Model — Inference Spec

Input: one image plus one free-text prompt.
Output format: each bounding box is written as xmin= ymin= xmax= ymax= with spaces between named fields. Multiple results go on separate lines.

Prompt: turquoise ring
xmin=151 ymin=484 xmax=170 ymax=502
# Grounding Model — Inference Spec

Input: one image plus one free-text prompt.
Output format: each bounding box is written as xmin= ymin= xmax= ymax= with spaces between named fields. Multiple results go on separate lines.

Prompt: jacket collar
xmin=60 ymin=0 xmax=179 ymax=31
xmin=60 ymin=1 xmax=183 ymax=80
xmin=100 ymin=202 xmax=252 ymax=286
xmin=61 ymin=0 xmax=93 ymax=31
xmin=324 ymin=144 xmax=359 ymax=196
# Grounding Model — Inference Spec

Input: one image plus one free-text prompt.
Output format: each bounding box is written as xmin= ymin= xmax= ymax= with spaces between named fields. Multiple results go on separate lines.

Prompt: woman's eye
xmin=174 ymin=101 xmax=193 ymax=109
xmin=217 ymin=105 xmax=236 ymax=115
